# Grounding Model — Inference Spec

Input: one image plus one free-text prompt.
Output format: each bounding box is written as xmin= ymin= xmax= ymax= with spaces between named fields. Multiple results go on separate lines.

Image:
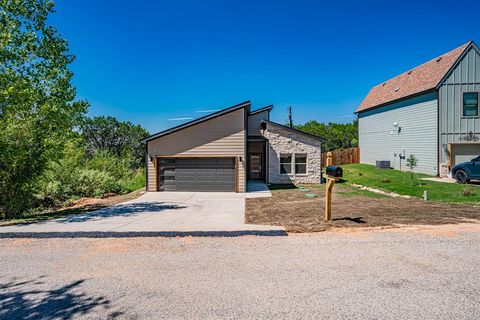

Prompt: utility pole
xmin=287 ymin=106 xmax=293 ymax=128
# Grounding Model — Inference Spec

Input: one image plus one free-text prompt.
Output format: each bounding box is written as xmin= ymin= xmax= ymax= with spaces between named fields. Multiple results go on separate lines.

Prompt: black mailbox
xmin=326 ymin=166 xmax=343 ymax=178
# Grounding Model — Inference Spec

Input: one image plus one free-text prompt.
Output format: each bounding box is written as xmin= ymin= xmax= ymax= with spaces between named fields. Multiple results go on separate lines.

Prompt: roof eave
xmin=140 ymin=100 xmax=251 ymax=143
xmin=435 ymin=40 xmax=477 ymax=89
xmin=261 ymin=120 xmax=326 ymax=142
xmin=249 ymin=105 xmax=273 ymax=115
xmin=355 ymin=88 xmax=437 ymax=114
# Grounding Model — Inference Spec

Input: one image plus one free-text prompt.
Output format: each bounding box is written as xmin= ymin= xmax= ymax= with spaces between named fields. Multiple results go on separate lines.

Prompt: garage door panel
xmin=157 ymin=157 xmax=235 ymax=192
xmin=452 ymin=144 xmax=480 ymax=165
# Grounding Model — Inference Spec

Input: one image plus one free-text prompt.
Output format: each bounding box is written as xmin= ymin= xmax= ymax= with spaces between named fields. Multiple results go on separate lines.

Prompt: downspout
xmin=144 ymin=142 xmax=148 ymax=192
xmin=436 ymin=90 xmax=440 ymax=177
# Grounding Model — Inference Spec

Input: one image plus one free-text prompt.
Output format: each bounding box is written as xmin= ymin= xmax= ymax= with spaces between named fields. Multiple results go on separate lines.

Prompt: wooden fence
xmin=321 ymin=147 xmax=360 ymax=167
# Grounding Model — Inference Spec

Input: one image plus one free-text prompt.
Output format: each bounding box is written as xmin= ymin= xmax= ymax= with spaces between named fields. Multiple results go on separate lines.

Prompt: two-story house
xmin=356 ymin=41 xmax=480 ymax=176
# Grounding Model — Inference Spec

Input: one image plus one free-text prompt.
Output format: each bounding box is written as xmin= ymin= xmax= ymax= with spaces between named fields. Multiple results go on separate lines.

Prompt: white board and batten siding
xmin=146 ymin=108 xmax=246 ymax=192
xmin=358 ymin=92 xmax=438 ymax=175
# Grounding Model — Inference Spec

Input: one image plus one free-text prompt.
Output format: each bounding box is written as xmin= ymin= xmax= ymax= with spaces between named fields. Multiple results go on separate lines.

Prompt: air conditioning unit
xmin=376 ymin=160 xmax=391 ymax=169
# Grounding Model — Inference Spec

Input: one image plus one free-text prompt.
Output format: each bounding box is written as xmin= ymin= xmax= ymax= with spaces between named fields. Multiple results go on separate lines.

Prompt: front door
xmin=249 ymin=153 xmax=262 ymax=180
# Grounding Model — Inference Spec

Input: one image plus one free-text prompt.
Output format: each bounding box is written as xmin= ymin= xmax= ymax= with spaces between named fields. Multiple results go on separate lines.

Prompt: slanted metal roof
xmin=140 ymin=100 xmax=251 ymax=143
xmin=249 ymin=105 xmax=273 ymax=115
xmin=261 ymin=120 xmax=326 ymax=142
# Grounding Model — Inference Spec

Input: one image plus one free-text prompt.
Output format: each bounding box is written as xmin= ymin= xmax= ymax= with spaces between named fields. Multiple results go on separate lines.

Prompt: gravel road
xmin=1 ymin=224 xmax=479 ymax=319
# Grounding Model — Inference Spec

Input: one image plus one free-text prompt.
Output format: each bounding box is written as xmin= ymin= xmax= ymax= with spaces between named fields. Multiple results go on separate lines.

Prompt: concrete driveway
xmin=0 ymin=192 xmax=284 ymax=235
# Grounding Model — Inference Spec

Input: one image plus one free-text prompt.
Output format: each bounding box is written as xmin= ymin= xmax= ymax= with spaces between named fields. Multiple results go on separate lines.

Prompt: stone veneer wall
xmin=262 ymin=124 xmax=322 ymax=184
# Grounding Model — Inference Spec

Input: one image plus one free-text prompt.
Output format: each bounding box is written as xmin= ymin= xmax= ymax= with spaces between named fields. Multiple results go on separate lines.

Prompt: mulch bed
xmin=246 ymin=185 xmax=480 ymax=233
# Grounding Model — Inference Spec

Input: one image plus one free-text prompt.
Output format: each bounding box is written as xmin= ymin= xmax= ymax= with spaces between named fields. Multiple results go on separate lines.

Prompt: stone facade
xmin=262 ymin=123 xmax=322 ymax=184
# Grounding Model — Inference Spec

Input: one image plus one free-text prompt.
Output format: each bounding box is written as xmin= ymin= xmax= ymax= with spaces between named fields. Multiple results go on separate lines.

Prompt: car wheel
xmin=454 ymin=169 xmax=470 ymax=184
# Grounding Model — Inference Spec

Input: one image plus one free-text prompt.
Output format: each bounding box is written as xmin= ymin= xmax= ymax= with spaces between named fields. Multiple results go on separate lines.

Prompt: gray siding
xmin=247 ymin=110 xmax=269 ymax=135
xmin=439 ymin=46 xmax=480 ymax=167
xmin=358 ymin=92 xmax=438 ymax=175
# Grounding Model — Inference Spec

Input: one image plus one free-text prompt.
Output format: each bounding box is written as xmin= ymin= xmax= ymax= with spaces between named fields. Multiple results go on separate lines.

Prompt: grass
xmin=342 ymin=164 xmax=480 ymax=205
xmin=269 ymin=183 xmax=385 ymax=199
xmin=246 ymin=181 xmax=480 ymax=232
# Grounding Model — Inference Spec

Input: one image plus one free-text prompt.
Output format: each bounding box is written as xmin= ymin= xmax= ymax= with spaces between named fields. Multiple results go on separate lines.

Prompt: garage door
xmin=157 ymin=157 xmax=235 ymax=192
xmin=452 ymin=144 xmax=480 ymax=165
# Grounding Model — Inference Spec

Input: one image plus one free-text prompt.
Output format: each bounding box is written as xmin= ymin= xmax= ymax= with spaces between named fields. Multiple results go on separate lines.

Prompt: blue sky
xmin=51 ymin=0 xmax=480 ymax=133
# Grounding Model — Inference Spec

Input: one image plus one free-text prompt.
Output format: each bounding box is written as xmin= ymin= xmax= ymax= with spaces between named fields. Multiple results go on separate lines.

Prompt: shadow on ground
xmin=332 ymin=217 xmax=366 ymax=224
xmin=39 ymin=202 xmax=187 ymax=224
xmin=0 ymin=277 xmax=122 ymax=319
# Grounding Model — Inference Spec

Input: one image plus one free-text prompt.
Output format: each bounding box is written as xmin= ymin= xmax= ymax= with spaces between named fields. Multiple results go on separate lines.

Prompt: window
xmin=463 ymin=92 xmax=478 ymax=117
xmin=295 ymin=154 xmax=307 ymax=174
xmin=280 ymin=154 xmax=292 ymax=174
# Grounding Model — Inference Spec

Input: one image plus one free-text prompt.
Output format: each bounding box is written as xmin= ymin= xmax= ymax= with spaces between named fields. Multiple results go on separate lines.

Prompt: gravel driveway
xmin=1 ymin=224 xmax=479 ymax=319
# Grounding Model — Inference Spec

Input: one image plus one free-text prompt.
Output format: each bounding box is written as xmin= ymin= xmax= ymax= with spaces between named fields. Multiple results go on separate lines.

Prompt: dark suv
xmin=451 ymin=155 xmax=480 ymax=183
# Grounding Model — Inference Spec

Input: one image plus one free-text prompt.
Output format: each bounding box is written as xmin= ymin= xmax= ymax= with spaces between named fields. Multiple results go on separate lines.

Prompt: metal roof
xmin=261 ymin=120 xmax=326 ymax=142
xmin=140 ymin=100 xmax=251 ymax=143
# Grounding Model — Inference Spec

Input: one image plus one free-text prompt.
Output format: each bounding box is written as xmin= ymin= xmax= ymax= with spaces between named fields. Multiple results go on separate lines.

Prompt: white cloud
xmin=196 ymin=109 xmax=219 ymax=113
xmin=167 ymin=117 xmax=194 ymax=121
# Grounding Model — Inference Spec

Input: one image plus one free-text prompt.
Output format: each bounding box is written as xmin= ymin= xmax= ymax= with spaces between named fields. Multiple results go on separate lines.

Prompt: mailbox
xmin=326 ymin=165 xmax=343 ymax=178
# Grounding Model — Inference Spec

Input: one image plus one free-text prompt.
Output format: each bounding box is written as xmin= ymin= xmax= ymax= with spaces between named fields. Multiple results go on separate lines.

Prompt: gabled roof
xmin=140 ymin=100 xmax=250 ymax=143
xmin=356 ymin=41 xmax=474 ymax=113
xmin=249 ymin=105 xmax=273 ymax=115
xmin=261 ymin=119 xmax=326 ymax=142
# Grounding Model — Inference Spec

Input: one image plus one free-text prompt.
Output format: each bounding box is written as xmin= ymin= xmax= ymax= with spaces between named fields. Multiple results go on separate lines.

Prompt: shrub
xmin=461 ymin=186 xmax=475 ymax=197
xmin=74 ymin=169 xmax=121 ymax=197
xmin=119 ymin=169 xmax=146 ymax=193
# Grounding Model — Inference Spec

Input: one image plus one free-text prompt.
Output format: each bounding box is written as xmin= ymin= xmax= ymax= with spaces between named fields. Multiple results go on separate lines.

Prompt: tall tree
xmin=80 ymin=116 xmax=149 ymax=169
xmin=0 ymin=0 xmax=87 ymax=218
xmin=295 ymin=120 xmax=358 ymax=152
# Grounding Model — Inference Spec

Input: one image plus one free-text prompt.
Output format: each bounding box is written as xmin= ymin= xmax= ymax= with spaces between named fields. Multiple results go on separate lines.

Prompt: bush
xmin=119 ymin=169 xmax=146 ymax=193
xmin=36 ymin=148 xmax=145 ymax=207
xmin=73 ymin=169 xmax=121 ymax=197
xmin=461 ymin=186 xmax=475 ymax=197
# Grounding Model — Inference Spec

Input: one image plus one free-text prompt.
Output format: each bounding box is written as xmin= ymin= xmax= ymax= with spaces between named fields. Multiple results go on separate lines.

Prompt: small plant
xmin=381 ymin=178 xmax=391 ymax=183
xmin=406 ymin=155 xmax=420 ymax=186
xmin=461 ymin=185 xmax=475 ymax=197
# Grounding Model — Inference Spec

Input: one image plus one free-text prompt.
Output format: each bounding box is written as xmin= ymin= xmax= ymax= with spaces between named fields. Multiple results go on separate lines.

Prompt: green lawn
xmin=341 ymin=164 xmax=480 ymax=205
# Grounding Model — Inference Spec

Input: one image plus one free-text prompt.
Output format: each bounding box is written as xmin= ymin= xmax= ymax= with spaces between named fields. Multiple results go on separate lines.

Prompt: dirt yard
xmin=245 ymin=184 xmax=480 ymax=232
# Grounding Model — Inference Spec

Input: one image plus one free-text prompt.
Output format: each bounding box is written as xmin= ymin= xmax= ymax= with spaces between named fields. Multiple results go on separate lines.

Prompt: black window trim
xmin=461 ymin=91 xmax=479 ymax=118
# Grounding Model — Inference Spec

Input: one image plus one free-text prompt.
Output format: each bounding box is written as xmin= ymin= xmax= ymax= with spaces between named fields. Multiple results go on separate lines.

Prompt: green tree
xmin=295 ymin=119 xmax=358 ymax=151
xmin=0 ymin=0 xmax=87 ymax=218
xmin=80 ymin=116 xmax=149 ymax=169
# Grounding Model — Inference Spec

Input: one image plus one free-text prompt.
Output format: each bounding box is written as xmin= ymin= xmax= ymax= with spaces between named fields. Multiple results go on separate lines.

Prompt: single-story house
xmin=356 ymin=41 xmax=480 ymax=176
xmin=140 ymin=101 xmax=325 ymax=192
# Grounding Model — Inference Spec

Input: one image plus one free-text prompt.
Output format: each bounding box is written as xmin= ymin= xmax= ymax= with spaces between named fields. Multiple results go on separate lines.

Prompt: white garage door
xmin=452 ymin=144 xmax=480 ymax=165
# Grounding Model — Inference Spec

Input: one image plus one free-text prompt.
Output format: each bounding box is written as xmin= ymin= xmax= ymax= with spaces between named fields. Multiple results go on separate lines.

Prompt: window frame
xmin=462 ymin=92 xmax=479 ymax=118
xmin=294 ymin=153 xmax=308 ymax=175
xmin=279 ymin=153 xmax=292 ymax=175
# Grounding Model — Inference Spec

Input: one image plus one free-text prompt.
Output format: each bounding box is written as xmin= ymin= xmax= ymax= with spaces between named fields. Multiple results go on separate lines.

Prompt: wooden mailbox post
xmin=324 ymin=152 xmax=342 ymax=222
